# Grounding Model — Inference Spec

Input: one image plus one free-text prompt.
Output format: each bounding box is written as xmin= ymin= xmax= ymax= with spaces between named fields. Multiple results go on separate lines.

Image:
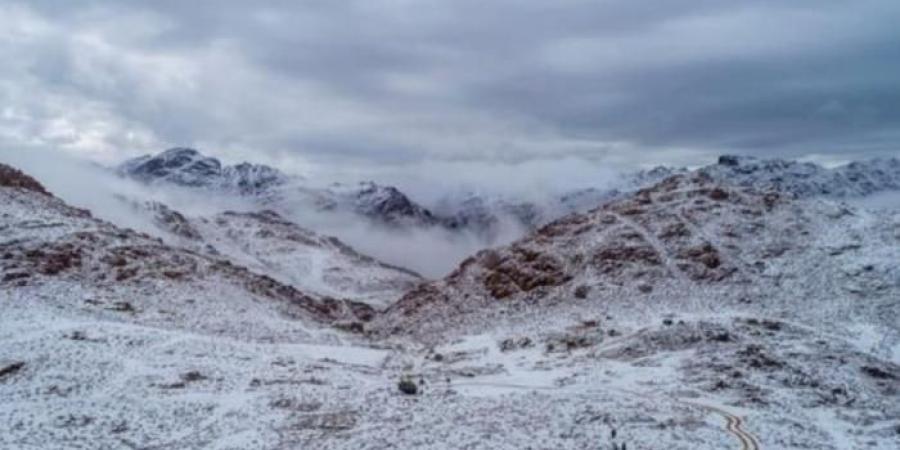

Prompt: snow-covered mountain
xmin=119 ymin=147 xmax=289 ymax=195
xmin=431 ymin=165 xmax=689 ymax=237
xmin=138 ymin=201 xmax=422 ymax=308
xmin=702 ymin=154 xmax=900 ymax=198
xmin=118 ymin=148 xmax=444 ymax=228
xmin=379 ymin=172 xmax=900 ymax=340
xmin=368 ymin=170 xmax=900 ymax=448
xmin=0 ymin=163 xmax=376 ymax=332
xmin=118 ymin=149 xmax=900 ymax=240
xmin=431 ymin=155 xmax=900 ymax=238
xmin=3 ymin=157 xmax=899 ymax=449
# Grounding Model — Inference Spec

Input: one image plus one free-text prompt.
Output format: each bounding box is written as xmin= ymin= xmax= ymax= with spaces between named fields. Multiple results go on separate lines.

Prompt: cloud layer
xmin=1 ymin=0 xmax=899 ymax=176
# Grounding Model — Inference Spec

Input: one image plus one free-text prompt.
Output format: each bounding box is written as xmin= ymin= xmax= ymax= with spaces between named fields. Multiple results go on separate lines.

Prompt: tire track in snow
xmin=680 ymin=401 xmax=760 ymax=450
xmin=448 ymin=380 xmax=762 ymax=449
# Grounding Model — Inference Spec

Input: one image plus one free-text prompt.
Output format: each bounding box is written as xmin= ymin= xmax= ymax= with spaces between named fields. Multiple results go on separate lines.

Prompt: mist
xmin=0 ymin=148 xmax=561 ymax=278
xmin=0 ymin=147 xmax=256 ymax=235
xmin=283 ymin=206 xmax=529 ymax=278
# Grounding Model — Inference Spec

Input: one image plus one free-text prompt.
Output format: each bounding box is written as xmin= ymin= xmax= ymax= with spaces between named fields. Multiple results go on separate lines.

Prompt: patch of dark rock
xmin=828 ymin=244 xmax=862 ymax=256
xmin=398 ymin=378 xmax=418 ymax=395
xmin=181 ymin=371 xmax=207 ymax=382
xmin=68 ymin=331 xmax=88 ymax=341
xmin=679 ymin=243 xmax=722 ymax=269
xmin=483 ymin=251 xmax=571 ymax=299
xmin=743 ymin=318 xmax=783 ymax=332
xmin=111 ymin=421 xmax=129 ymax=434
xmin=115 ymin=267 xmax=139 ymax=281
xmin=65 ymin=331 xmax=103 ymax=343
xmin=107 ymin=302 xmax=137 ymax=313
xmin=592 ymin=244 xmax=662 ymax=275
xmin=546 ymin=333 xmax=600 ymax=353
xmin=815 ymin=386 xmax=857 ymax=407
xmin=574 ymin=285 xmax=590 ymax=299
xmin=157 ymin=371 xmax=208 ymax=389
xmin=707 ymin=331 xmax=732 ymax=343
xmin=861 ymin=366 xmax=896 ymax=380
xmin=335 ymin=321 xmax=365 ymax=334
xmin=54 ymin=414 xmax=94 ymax=428
xmin=162 ymin=270 xmax=185 ymax=280
xmin=294 ymin=412 xmax=357 ymax=431
xmin=708 ymin=188 xmax=729 ymax=201
xmin=0 ymin=361 xmax=25 ymax=380
xmin=500 ymin=337 xmax=534 ymax=352
xmin=0 ymin=163 xmax=52 ymax=195
xmin=105 ymin=256 xmax=128 ymax=267
xmin=1 ymin=271 xmax=30 ymax=283
xmin=658 ymin=222 xmax=691 ymax=239
xmin=250 ymin=377 xmax=327 ymax=387
xmin=45 ymin=384 xmax=75 ymax=397
xmin=270 ymin=398 xmax=322 ymax=412
xmin=738 ymin=345 xmax=784 ymax=370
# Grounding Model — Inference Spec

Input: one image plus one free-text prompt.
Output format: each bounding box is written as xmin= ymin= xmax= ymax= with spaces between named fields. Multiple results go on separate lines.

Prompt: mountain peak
xmin=717 ymin=154 xmax=755 ymax=166
xmin=118 ymin=148 xmax=287 ymax=194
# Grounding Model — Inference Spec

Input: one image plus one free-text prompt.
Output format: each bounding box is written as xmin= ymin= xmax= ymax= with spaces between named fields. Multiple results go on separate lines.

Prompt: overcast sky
xmin=1 ymin=0 xmax=899 ymax=179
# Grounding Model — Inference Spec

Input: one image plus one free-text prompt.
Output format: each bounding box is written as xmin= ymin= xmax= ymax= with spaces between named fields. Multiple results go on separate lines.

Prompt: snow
xmin=2 ymin=153 xmax=900 ymax=449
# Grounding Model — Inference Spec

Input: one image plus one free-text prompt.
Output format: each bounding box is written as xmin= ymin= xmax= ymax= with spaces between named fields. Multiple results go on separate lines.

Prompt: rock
xmin=398 ymin=378 xmax=418 ymax=395
xmin=0 ymin=164 xmax=52 ymax=196
xmin=0 ymin=361 xmax=25 ymax=379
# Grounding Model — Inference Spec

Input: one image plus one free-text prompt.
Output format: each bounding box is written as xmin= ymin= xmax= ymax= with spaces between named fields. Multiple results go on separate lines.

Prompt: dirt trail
xmin=681 ymin=401 xmax=760 ymax=450
xmin=449 ymin=380 xmax=762 ymax=449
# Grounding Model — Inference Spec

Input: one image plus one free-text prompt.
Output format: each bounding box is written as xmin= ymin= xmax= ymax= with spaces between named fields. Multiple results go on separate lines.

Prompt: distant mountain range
xmin=3 ymin=150 xmax=899 ymax=449
xmin=117 ymin=148 xmax=900 ymax=239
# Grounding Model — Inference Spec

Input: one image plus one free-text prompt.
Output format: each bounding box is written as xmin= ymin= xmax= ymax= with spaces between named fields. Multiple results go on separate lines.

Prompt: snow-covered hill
xmin=0 ymin=163 xmax=375 ymax=336
xmin=2 ymin=159 xmax=899 ymax=449
xmin=119 ymin=147 xmax=289 ymax=195
xmin=432 ymin=165 xmax=688 ymax=237
xmin=118 ymin=149 xmax=900 ymax=248
xmin=370 ymin=171 xmax=900 ymax=448
xmin=701 ymin=154 xmax=900 ymax=198
xmin=139 ymin=201 xmax=422 ymax=308
xmin=118 ymin=148 xmax=443 ymax=228
xmin=379 ymin=172 xmax=900 ymax=341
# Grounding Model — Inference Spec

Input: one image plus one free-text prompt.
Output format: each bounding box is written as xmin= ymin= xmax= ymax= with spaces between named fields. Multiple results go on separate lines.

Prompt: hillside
xmin=1 ymin=161 xmax=898 ymax=449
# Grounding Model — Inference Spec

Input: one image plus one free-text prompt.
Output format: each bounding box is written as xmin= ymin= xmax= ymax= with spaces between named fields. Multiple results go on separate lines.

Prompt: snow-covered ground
xmin=2 ymin=160 xmax=899 ymax=449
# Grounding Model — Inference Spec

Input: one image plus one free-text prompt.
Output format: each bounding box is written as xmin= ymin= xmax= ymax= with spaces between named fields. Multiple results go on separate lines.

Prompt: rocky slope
xmin=140 ymin=201 xmax=422 ymax=308
xmin=379 ymin=171 xmax=899 ymax=341
xmin=3 ymin=159 xmax=899 ymax=449
xmin=702 ymin=155 xmax=900 ymax=198
xmin=0 ymin=163 xmax=375 ymax=336
xmin=118 ymin=149 xmax=900 ymax=244
xmin=119 ymin=147 xmax=288 ymax=195
xmin=366 ymin=170 xmax=900 ymax=448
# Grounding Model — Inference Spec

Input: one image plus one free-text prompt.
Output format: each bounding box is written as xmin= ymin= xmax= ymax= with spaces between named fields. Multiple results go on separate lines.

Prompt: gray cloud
xmin=1 ymin=0 xmax=898 ymax=178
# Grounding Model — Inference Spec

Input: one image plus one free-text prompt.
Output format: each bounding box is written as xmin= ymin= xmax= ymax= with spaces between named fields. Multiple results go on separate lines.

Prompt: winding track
xmin=449 ymin=380 xmax=762 ymax=449
xmin=680 ymin=400 xmax=760 ymax=450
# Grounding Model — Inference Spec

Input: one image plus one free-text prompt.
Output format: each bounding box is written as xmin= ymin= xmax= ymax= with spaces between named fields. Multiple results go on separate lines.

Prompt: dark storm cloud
xmin=1 ymin=0 xmax=898 ymax=171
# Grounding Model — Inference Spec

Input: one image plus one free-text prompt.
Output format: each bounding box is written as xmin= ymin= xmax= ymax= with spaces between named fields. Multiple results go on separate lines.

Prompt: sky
xmin=1 ymin=0 xmax=899 ymax=181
